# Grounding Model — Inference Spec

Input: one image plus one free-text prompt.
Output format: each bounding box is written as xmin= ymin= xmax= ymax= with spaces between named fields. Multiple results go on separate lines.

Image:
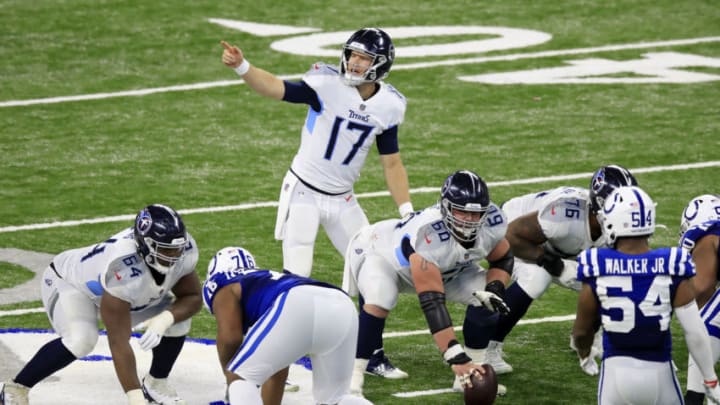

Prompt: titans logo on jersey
xmin=289 ymin=62 xmax=406 ymax=194
xmin=577 ymin=247 xmax=694 ymax=362
xmin=203 ymin=269 xmax=340 ymax=332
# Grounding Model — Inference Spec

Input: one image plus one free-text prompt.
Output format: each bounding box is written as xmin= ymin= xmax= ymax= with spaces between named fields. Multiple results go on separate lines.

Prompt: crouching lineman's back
xmin=203 ymin=246 xmax=373 ymax=405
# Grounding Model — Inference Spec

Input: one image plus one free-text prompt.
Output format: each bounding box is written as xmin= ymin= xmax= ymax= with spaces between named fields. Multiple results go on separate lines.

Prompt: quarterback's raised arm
xmin=221 ymin=40 xmax=285 ymax=100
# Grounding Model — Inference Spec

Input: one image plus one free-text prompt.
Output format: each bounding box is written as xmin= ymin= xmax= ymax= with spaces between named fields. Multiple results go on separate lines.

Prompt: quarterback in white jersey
xmin=573 ymin=186 xmax=720 ymax=405
xmin=485 ymin=165 xmax=638 ymax=376
xmin=221 ymin=28 xmax=413 ymax=281
xmin=1 ymin=205 xmax=202 ymax=405
xmin=344 ymin=171 xmax=514 ymax=396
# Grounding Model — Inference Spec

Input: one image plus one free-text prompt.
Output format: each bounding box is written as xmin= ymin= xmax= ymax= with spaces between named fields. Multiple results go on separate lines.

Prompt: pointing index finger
xmin=220 ymin=40 xmax=232 ymax=50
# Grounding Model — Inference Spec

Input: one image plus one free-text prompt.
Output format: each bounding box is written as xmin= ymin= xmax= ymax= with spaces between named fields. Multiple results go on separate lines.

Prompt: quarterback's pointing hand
xmin=220 ymin=40 xmax=243 ymax=68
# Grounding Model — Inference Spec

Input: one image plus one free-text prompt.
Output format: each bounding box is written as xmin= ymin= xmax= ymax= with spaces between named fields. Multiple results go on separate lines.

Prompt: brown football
xmin=464 ymin=364 xmax=498 ymax=405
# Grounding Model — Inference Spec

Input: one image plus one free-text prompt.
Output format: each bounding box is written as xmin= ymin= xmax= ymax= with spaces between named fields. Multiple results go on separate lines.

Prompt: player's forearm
xmin=431 ymin=327 xmax=459 ymax=353
xmin=242 ymin=68 xmax=285 ymax=100
xmin=677 ymin=301 xmax=718 ymax=380
xmin=108 ymin=338 xmax=141 ymax=392
xmin=168 ymin=293 xmax=202 ymax=322
xmin=381 ymin=156 xmax=411 ymax=208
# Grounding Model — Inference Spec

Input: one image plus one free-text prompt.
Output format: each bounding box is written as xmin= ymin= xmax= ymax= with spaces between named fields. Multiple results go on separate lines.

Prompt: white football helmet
xmin=598 ymin=186 xmax=656 ymax=245
xmin=206 ymin=246 xmax=257 ymax=280
xmin=679 ymin=194 xmax=720 ymax=236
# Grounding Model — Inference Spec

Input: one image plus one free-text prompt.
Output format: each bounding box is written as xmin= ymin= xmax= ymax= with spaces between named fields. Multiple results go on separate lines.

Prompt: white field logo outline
xmin=210 ymin=19 xmax=720 ymax=84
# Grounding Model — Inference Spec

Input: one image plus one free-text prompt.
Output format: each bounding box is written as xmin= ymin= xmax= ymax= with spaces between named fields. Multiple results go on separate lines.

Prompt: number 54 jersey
xmin=577 ymin=246 xmax=695 ymax=361
xmin=50 ymin=228 xmax=199 ymax=310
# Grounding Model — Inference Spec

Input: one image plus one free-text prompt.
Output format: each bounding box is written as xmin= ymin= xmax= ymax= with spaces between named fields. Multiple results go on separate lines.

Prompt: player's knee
xmin=61 ymin=329 xmax=98 ymax=357
xmin=164 ymin=318 xmax=191 ymax=337
xmin=362 ymin=303 xmax=389 ymax=318
xmin=358 ymin=286 xmax=396 ymax=312
xmin=284 ymin=246 xmax=313 ymax=277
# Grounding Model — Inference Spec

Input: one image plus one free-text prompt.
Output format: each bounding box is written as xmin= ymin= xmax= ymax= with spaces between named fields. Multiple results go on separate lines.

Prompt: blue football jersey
xmin=679 ymin=220 xmax=720 ymax=275
xmin=203 ymin=268 xmax=341 ymax=333
xmin=577 ymin=247 xmax=695 ymax=362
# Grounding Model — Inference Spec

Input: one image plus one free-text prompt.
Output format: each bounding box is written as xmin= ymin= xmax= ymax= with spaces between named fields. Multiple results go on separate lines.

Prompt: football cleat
xmin=142 ymin=375 xmax=186 ymax=405
xmin=365 ymin=349 xmax=409 ymax=379
xmin=0 ymin=381 xmax=30 ymax=405
xmin=485 ymin=341 xmax=513 ymax=375
xmin=453 ymin=376 xmax=507 ymax=396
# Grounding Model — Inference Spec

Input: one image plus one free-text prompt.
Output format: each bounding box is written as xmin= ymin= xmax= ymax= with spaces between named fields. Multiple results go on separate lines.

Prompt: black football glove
xmin=536 ymin=243 xmax=565 ymax=277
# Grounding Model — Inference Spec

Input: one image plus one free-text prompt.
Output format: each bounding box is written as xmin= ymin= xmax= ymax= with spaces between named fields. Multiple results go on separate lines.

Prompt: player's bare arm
xmin=485 ymin=238 xmax=513 ymax=286
xmin=692 ymin=235 xmax=720 ymax=307
xmin=220 ymin=40 xmax=285 ymax=100
xmin=409 ymin=253 xmax=478 ymax=380
xmin=168 ymin=272 xmax=202 ymax=322
xmin=506 ymin=211 xmax=547 ymax=261
xmin=100 ymin=292 xmax=141 ymax=392
xmin=571 ymin=283 xmax=599 ymax=358
xmin=380 ymin=152 xmax=412 ymax=211
xmin=211 ymin=283 xmax=245 ymax=384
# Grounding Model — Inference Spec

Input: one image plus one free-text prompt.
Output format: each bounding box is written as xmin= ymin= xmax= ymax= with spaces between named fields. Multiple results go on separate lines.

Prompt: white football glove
xmin=578 ymin=347 xmax=600 ymax=376
xmin=704 ymin=379 xmax=720 ymax=404
xmin=126 ymin=388 xmax=149 ymax=405
xmin=471 ymin=290 xmax=510 ymax=315
xmin=138 ymin=310 xmax=174 ymax=351
xmin=398 ymin=202 xmax=414 ymax=219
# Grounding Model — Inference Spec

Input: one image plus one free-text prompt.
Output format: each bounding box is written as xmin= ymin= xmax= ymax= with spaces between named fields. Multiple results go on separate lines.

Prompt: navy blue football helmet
xmin=340 ymin=28 xmax=394 ymax=86
xmin=134 ymin=204 xmax=187 ymax=274
xmin=589 ymin=165 xmax=638 ymax=214
xmin=440 ymin=170 xmax=490 ymax=243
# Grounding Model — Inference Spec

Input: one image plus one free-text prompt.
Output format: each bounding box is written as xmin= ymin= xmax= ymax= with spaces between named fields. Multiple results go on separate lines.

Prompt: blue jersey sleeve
xmin=282 ymin=80 xmax=321 ymax=112
xmin=375 ymin=125 xmax=399 ymax=155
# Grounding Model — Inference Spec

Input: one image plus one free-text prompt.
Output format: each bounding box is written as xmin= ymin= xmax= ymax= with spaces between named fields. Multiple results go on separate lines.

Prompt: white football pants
xmin=40 ymin=266 xmax=190 ymax=357
xmin=275 ymin=171 xmax=368 ymax=277
xmin=227 ymin=285 xmax=359 ymax=405
xmin=598 ymin=356 xmax=682 ymax=405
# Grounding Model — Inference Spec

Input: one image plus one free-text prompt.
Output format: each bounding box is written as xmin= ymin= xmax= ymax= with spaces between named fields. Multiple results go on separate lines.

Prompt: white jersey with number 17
xmin=290 ymin=63 xmax=406 ymax=194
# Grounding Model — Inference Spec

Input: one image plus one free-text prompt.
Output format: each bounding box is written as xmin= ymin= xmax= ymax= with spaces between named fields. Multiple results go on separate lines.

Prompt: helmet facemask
xmin=341 ymin=45 xmax=387 ymax=86
xmin=134 ymin=204 xmax=188 ymax=276
xmin=142 ymin=236 xmax=187 ymax=275
xmin=441 ymin=199 xmax=488 ymax=243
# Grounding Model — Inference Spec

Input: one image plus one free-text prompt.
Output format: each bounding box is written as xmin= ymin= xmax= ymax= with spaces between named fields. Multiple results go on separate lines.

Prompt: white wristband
xmin=443 ymin=343 xmax=465 ymax=363
xmin=398 ymin=202 xmax=414 ymax=217
xmin=234 ymin=59 xmax=250 ymax=76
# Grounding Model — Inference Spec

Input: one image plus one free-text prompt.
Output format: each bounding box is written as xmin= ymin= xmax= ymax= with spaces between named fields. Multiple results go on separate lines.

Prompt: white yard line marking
xmin=1 ymin=36 xmax=718 ymax=108
xmin=1 ymin=160 xmax=718 ymax=234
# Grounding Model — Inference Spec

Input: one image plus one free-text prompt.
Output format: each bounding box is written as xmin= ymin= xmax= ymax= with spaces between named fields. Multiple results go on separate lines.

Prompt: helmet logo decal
xmin=591 ymin=169 xmax=605 ymax=193
xmin=136 ymin=209 xmax=153 ymax=235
